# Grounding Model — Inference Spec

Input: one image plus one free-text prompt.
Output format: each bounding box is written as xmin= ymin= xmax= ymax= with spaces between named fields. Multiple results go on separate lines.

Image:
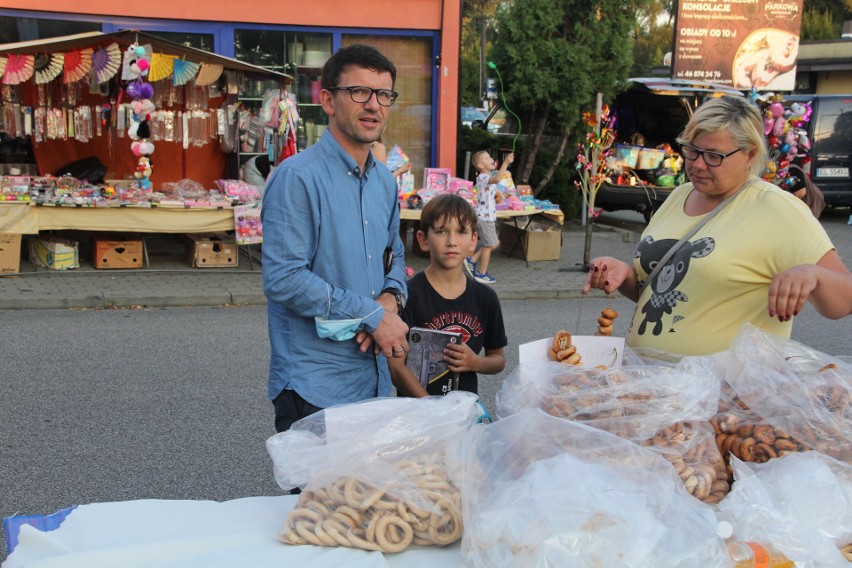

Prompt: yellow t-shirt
xmin=626 ymin=178 xmax=833 ymax=357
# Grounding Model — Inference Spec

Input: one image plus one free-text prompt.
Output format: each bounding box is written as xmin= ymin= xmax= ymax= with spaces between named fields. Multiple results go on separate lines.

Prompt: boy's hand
xmin=444 ymin=342 xmax=478 ymax=373
xmin=503 ymin=153 xmax=515 ymax=167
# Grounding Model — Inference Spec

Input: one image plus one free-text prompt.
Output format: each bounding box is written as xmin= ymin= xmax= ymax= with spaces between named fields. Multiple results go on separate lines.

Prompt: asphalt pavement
xmin=0 ymin=209 xmax=850 ymax=310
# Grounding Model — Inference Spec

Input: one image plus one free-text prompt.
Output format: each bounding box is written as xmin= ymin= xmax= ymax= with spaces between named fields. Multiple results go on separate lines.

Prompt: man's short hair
xmin=420 ymin=193 xmax=477 ymax=235
xmin=321 ymin=44 xmax=397 ymax=90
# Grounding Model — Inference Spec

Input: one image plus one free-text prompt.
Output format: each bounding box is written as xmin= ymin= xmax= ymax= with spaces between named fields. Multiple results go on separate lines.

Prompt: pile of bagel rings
xmin=280 ymin=457 xmax=462 ymax=553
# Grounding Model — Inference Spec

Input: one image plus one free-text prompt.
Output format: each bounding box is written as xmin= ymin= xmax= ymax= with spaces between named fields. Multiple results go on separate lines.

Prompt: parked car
xmin=784 ymin=94 xmax=852 ymax=207
xmin=596 ymin=77 xmax=743 ymax=221
xmin=461 ymin=106 xmax=487 ymax=128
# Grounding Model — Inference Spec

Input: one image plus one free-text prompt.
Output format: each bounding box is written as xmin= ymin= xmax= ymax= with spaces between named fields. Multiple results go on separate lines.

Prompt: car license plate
xmin=816 ymin=167 xmax=850 ymax=178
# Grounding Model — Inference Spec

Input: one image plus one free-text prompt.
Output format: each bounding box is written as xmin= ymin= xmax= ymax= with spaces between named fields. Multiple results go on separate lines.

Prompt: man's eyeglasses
xmin=680 ymin=144 xmax=742 ymax=167
xmin=328 ymin=86 xmax=398 ymax=107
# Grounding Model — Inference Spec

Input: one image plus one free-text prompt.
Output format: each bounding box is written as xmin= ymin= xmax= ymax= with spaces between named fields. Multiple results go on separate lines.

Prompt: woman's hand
xmin=768 ymin=264 xmax=818 ymax=322
xmin=769 ymin=254 xmax=852 ymax=320
xmin=582 ymin=257 xmax=639 ymax=301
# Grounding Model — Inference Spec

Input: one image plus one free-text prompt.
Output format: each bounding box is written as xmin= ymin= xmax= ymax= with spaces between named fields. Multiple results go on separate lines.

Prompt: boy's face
xmin=475 ymin=153 xmax=496 ymax=173
xmin=416 ymin=215 xmax=477 ymax=270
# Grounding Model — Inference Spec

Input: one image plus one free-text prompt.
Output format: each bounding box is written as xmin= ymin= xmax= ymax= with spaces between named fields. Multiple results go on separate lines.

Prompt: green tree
xmin=490 ymin=0 xmax=638 ymax=194
xmin=460 ymin=0 xmax=501 ymax=106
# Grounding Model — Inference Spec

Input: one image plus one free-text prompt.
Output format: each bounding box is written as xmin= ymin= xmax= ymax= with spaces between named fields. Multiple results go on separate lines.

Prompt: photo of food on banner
xmin=751 ymin=91 xmax=824 ymax=218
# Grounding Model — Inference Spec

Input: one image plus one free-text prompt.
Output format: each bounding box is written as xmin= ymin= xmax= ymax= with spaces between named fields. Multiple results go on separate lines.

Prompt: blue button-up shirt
xmin=261 ymin=130 xmax=407 ymax=408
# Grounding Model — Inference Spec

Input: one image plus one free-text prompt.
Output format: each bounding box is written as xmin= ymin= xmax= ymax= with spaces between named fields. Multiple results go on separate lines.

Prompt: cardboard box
xmin=92 ymin=235 xmax=143 ymax=269
xmin=185 ymin=233 xmax=238 ymax=268
xmin=499 ymin=220 xmax=562 ymax=262
xmin=0 ymin=233 xmax=22 ymax=274
xmin=31 ymin=236 xmax=79 ymax=270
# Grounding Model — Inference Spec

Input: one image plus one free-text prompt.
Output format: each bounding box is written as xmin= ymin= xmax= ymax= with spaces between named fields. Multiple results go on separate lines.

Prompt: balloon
xmin=135 ymin=46 xmax=146 ymax=57
xmin=137 ymin=59 xmax=149 ymax=72
xmin=140 ymin=82 xmax=154 ymax=99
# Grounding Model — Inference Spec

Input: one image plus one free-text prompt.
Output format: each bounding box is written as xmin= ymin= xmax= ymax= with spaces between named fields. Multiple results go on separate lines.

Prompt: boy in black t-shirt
xmin=389 ymin=193 xmax=507 ymax=396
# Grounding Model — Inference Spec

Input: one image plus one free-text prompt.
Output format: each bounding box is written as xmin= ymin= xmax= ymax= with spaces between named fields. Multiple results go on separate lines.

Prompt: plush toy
xmin=761 ymin=160 xmax=777 ymax=182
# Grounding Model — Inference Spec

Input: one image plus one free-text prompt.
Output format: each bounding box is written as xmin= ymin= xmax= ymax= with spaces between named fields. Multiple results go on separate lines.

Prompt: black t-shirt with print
xmin=401 ymin=271 xmax=507 ymax=395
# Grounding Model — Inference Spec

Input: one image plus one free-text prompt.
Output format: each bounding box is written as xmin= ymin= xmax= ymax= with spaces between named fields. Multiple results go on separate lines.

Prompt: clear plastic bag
xmin=495 ymin=360 xmax=728 ymax=503
xmin=459 ymin=409 xmax=727 ymax=567
xmin=265 ymin=392 xmax=483 ymax=553
xmin=717 ymin=452 xmax=852 ymax=567
xmin=710 ymin=325 xmax=851 ymax=472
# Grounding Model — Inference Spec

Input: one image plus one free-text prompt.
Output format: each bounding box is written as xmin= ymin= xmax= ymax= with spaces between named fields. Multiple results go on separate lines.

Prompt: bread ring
xmin=375 ymin=514 xmax=414 ymax=553
xmin=345 ymin=528 xmax=383 ymax=552
xmin=287 ymin=507 xmax=323 ymax=524
xmin=294 ymin=520 xmax=326 ymax=546
xmin=596 ymin=325 xmax=613 ymax=336
xmin=552 ymin=331 xmax=573 ymax=352
xmin=565 ymin=352 xmax=582 ymax=365
xmin=597 ymin=316 xmax=613 ymax=326
xmin=556 ymin=345 xmax=577 ymax=360
xmin=601 ymin=308 xmax=618 ymax=319
xmin=428 ymin=498 xmax=463 ymax=545
xmin=548 ymin=347 xmax=560 ymax=362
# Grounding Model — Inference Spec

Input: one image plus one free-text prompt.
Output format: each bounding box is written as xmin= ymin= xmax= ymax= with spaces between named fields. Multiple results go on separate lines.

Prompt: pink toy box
xmin=423 ymin=168 xmax=451 ymax=194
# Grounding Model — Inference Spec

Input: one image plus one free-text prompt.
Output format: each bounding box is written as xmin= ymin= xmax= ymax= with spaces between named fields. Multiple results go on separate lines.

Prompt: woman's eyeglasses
xmin=680 ymin=144 xmax=742 ymax=167
xmin=328 ymin=86 xmax=398 ymax=107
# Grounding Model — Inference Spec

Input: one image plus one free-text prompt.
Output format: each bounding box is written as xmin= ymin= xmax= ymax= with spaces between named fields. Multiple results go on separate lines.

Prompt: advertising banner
xmin=673 ymin=0 xmax=804 ymax=91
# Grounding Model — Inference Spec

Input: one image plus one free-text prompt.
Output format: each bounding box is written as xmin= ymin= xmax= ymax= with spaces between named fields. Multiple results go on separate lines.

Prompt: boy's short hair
xmin=471 ymin=150 xmax=490 ymax=170
xmin=420 ymin=194 xmax=477 ymax=235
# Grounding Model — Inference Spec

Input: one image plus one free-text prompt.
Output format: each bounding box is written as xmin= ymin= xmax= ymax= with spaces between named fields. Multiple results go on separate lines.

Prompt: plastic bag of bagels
xmin=495 ymin=359 xmax=729 ymax=503
xmin=459 ymin=409 xmax=727 ymax=567
xmin=709 ymin=324 xmax=851 ymax=477
xmin=266 ymin=391 xmax=484 ymax=553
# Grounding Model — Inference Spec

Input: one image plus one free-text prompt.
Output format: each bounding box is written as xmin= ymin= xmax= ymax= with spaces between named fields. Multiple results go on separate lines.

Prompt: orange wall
xmin=2 ymin=0 xmax=461 ymax=174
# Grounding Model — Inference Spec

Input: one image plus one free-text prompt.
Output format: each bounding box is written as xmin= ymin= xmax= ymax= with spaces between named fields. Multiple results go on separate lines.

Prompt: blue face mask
xmin=314 ymin=285 xmax=381 ymax=342
xmin=314 ymin=316 xmax=362 ymax=341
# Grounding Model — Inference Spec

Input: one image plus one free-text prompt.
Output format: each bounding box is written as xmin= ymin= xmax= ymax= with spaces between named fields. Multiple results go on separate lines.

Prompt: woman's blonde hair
xmin=677 ymin=96 xmax=767 ymax=178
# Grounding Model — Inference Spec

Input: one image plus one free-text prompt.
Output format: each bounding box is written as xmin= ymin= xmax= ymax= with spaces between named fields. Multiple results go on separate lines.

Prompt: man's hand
xmin=370 ymin=310 xmax=409 ymax=359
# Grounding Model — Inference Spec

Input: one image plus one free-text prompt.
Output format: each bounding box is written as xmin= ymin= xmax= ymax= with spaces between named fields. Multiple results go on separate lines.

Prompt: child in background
xmin=465 ymin=150 xmax=514 ymax=284
xmin=389 ymin=193 xmax=507 ymax=396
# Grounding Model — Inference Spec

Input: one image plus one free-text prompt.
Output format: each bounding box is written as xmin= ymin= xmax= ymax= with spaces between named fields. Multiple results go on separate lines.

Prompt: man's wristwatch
xmin=382 ymin=288 xmax=406 ymax=313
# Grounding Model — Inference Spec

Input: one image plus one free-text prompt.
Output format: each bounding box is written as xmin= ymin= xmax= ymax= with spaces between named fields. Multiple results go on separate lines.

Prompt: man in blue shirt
xmin=262 ymin=44 xmax=410 ymax=432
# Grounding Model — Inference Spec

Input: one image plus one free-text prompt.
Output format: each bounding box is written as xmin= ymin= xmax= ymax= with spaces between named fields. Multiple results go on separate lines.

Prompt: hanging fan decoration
xmin=194 ymin=63 xmax=223 ymax=86
xmin=148 ymin=53 xmax=177 ymax=82
xmin=3 ymin=54 xmax=35 ymax=85
xmin=92 ymin=43 xmax=121 ymax=83
xmin=64 ymin=48 xmax=94 ymax=83
xmin=172 ymin=58 xmax=200 ymax=86
xmin=34 ymin=53 xmax=64 ymax=84
xmin=0 ymin=56 xmax=7 ymax=80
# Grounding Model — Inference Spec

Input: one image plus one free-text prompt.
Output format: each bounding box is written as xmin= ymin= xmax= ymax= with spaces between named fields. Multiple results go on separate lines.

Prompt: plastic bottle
xmin=718 ymin=521 xmax=794 ymax=568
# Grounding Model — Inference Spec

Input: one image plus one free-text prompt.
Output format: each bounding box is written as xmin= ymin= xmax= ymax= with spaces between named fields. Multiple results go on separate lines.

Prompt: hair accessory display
xmin=92 ymin=43 xmax=121 ymax=84
xmin=3 ymin=54 xmax=35 ymax=85
xmin=34 ymin=53 xmax=64 ymax=84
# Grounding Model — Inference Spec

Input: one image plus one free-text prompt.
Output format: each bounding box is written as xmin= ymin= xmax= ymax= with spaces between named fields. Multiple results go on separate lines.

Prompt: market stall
xmin=0 ymin=30 xmax=290 ymax=189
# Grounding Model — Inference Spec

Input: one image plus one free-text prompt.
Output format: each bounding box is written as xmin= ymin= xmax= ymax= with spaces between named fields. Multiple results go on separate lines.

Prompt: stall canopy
xmin=0 ymin=30 xmax=292 ymax=79
xmin=0 ymin=30 xmax=291 ymax=188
